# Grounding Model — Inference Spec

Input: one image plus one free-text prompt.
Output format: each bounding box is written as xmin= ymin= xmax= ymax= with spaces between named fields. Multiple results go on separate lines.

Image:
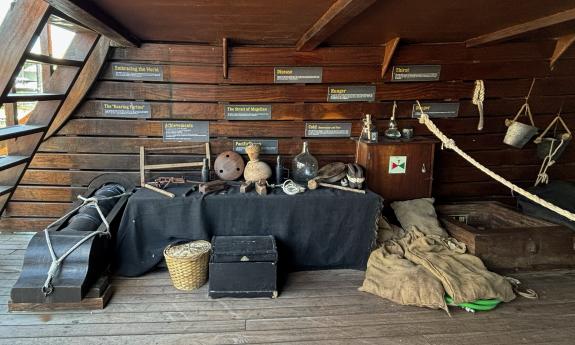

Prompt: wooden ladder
xmin=0 ymin=0 xmax=103 ymax=215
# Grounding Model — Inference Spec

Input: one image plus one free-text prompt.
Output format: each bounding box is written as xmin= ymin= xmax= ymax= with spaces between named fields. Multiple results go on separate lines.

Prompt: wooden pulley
xmin=214 ymin=151 xmax=245 ymax=181
xmin=307 ymin=162 xmax=347 ymax=190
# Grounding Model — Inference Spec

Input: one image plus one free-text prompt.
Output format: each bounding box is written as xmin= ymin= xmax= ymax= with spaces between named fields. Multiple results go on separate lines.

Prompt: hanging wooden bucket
xmin=503 ymin=103 xmax=538 ymax=148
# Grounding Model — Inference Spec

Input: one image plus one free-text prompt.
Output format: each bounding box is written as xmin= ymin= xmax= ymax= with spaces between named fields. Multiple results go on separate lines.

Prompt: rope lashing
xmin=472 ymin=80 xmax=485 ymax=131
xmin=415 ymin=101 xmax=575 ymax=223
xmin=535 ymin=139 xmax=564 ymax=187
xmin=42 ymin=192 xmax=131 ymax=296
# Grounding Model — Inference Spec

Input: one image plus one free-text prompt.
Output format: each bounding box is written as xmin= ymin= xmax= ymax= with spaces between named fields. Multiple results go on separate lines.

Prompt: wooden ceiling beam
xmin=550 ymin=33 xmax=575 ymax=69
xmin=296 ymin=0 xmax=376 ymax=51
xmin=381 ymin=37 xmax=400 ymax=79
xmin=466 ymin=7 xmax=575 ymax=47
xmin=45 ymin=0 xmax=140 ymax=47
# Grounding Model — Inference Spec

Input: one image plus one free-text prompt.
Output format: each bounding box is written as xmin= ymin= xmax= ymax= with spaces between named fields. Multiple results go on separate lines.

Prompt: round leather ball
xmin=214 ymin=151 xmax=245 ymax=181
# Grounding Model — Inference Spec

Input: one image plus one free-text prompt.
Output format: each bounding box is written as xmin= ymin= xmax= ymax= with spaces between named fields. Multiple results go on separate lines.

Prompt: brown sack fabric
xmin=391 ymin=198 xmax=449 ymax=238
xmin=400 ymin=227 xmax=516 ymax=304
xmin=359 ymin=240 xmax=448 ymax=311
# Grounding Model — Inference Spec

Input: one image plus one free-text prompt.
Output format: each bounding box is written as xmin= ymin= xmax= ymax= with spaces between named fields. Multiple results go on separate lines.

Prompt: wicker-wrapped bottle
xmin=291 ymin=141 xmax=318 ymax=183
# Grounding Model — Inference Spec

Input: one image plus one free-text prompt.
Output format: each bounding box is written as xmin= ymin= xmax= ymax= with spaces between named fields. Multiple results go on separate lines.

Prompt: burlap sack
xmin=359 ymin=241 xmax=448 ymax=311
xmin=376 ymin=216 xmax=406 ymax=246
xmin=391 ymin=198 xmax=448 ymax=238
xmin=400 ymin=227 xmax=516 ymax=304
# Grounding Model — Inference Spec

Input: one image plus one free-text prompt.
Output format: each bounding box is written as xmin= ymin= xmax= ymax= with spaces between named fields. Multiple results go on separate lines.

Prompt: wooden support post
xmin=139 ymin=146 xmax=145 ymax=186
xmin=381 ymin=37 xmax=400 ymax=79
xmin=296 ymin=0 xmax=376 ymax=51
xmin=466 ymin=7 xmax=575 ymax=47
xmin=550 ymin=34 xmax=575 ymax=70
xmin=222 ymin=37 xmax=228 ymax=79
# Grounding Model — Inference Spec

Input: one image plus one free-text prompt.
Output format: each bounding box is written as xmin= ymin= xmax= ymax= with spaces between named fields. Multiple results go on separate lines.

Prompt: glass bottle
xmin=291 ymin=141 xmax=318 ymax=183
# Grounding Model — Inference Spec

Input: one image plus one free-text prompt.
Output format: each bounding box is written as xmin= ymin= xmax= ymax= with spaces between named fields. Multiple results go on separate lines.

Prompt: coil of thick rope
xmin=42 ymin=191 xmax=132 ymax=296
xmin=472 ymin=80 xmax=485 ymax=131
xmin=415 ymin=100 xmax=575 ymax=222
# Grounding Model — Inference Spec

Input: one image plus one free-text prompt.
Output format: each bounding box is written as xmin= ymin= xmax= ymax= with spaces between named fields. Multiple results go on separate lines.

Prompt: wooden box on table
xmin=209 ymin=235 xmax=278 ymax=298
xmin=437 ymin=201 xmax=575 ymax=271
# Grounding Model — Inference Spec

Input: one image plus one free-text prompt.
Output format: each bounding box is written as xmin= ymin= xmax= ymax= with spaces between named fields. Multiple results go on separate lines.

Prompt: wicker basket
xmin=164 ymin=240 xmax=211 ymax=291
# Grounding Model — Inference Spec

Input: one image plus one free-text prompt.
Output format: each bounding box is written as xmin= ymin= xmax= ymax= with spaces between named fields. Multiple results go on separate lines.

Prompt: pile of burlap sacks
xmin=359 ymin=198 xmax=516 ymax=313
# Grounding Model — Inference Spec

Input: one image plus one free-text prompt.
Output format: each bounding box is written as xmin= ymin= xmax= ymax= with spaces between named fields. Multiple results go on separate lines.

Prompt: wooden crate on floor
xmin=437 ymin=201 xmax=575 ymax=272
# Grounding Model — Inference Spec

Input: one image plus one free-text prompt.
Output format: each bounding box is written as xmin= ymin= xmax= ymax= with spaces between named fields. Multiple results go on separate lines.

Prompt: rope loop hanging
xmin=472 ymin=80 xmax=485 ymax=131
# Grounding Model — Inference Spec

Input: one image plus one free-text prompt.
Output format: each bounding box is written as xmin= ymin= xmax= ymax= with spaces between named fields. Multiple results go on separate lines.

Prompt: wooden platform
xmin=1 ymin=232 xmax=575 ymax=345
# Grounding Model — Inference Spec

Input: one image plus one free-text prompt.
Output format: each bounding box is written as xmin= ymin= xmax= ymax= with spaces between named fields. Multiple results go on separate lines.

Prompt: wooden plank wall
xmin=2 ymin=40 xmax=575 ymax=231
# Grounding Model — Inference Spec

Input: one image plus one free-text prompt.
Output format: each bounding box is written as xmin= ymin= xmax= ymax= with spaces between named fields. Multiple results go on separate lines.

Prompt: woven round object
xmin=214 ymin=151 xmax=245 ymax=181
xmin=164 ymin=240 xmax=211 ymax=291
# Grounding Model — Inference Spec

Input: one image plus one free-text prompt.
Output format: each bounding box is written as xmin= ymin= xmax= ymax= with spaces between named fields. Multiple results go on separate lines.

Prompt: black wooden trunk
xmin=209 ymin=235 xmax=278 ymax=298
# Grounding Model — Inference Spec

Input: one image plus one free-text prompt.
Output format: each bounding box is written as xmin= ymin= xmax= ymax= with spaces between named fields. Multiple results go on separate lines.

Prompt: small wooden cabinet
xmin=356 ymin=137 xmax=437 ymax=202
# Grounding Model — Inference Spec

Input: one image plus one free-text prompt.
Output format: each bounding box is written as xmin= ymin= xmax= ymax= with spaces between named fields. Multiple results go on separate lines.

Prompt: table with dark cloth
xmin=114 ymin=185 xmax=382 ymax=276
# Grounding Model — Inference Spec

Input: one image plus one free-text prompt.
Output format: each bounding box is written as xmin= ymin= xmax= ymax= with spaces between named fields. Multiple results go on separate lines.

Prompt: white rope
xmin=535 ymin=140 xmax=564 ymax=187
xmin=267 ymin=179 xmax=306 ymax=195
xmin=42 ymin=192 xmax=130 ymax=296
xmin=472 ymin=80 xmax=485 ymax=131
xmin=415 ymin=101 xmax=575 ymax=222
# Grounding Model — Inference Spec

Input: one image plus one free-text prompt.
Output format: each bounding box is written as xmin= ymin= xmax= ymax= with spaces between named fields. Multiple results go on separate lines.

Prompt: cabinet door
xmin=371 ymin=143 xmax=434 ymax=201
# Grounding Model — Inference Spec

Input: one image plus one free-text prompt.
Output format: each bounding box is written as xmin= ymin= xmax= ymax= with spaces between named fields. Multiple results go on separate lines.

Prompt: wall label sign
xmin=411 ymin=102 xmax=460 ymax=118
xmin=101 ymin=101 xmax=151 ymax=118
xmin=391 ymin=65 xmax=441 ymax=82
xmin=163 ymin=121 xmax=209 ymax=142
xmin=389 ymin=156 xmax=407 ymax=174
xmin=233 ymin=139 xmax=279 ymax=155
xmin=274 ymin=67 xmax=323 ymax=83
xmin=111 ymin=63 xmax=164 ymax=81
xmin=305 ymin=122 xmax=352 ymax=138
xmin=327 ymin=85 xmax=376 ymax=102
xmin=224 ymin=104 xmax=272 ymax=120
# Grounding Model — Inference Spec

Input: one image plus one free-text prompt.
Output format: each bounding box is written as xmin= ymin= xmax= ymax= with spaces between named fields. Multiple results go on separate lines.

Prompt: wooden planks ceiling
xmin=76 ymin=0 xmax=575 ymax=45
xmin=1 ymin=39 xmax=575 ymax=231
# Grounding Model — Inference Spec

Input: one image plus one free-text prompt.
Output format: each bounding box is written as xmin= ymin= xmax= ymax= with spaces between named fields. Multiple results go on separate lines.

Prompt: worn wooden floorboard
xmin=1 ymin=233 xmax=574 ymax=344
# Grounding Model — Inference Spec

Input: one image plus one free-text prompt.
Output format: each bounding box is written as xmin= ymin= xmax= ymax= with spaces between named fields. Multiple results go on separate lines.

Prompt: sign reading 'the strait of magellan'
xmin=327 ymin=85 xmax=376 ymax=102
xmin=411 ymin=102 xmax=460 ymax=118
xmin=224 ymin=104 xmax=272 ymax=120
xmin=233 ymin=139 xmax=279 ymax=155
xmin=111 ymin=63 xmax=164 ymax=81
xmin=391 ymin=65 xmax=441 ymax=82
xmin=101 ymin=101 xmax=151 ymax=118
xmin=274 ymin=67 xmax=323 ymax=83
xmin=305 ymin=122 xmax=352 ymax=138
xmin=163 ymin=121 xmax=209 ymax=142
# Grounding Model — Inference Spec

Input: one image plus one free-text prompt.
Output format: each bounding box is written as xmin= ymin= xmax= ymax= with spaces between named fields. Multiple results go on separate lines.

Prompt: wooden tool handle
xmin=318 ymin=182 xmax=366 ymax=194
xmin=144 ymin=184 xmax=175 ymax=198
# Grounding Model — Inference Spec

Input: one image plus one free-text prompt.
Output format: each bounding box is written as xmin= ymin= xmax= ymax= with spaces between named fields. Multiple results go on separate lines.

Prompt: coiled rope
xmin=472 ymin=80 xmax=485 ymax=131
xmin=42 ymin=192 xmax=131 ymax=296
xmin=415 ymin=101 xmax=575 ymax=222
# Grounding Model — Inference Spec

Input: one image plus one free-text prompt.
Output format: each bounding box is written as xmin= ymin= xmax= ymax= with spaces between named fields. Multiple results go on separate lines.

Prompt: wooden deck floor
xmin=1 ymin=232 xmax=575 ymax=345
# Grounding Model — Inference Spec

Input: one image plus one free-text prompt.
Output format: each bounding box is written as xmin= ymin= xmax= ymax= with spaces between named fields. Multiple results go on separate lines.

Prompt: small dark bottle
xmin=275 ymin=155 xmax=283 ymax=185
xmin=201 ymin=158 xmax=210 ymax=182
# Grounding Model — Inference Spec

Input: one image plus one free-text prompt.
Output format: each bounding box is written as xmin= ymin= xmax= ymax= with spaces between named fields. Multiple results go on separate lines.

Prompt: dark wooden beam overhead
xmin=550 ymin=33 xmax=575 ymax=69
xmin=296 ymin=0 xmax=376 ymax=51
xmin=381 ymin=37 xmax=400 ymax=79
xmin=44 ymin=0 xmax=140 ymax=47
xmin=466 ymin=7 xmax=575 ymax=47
